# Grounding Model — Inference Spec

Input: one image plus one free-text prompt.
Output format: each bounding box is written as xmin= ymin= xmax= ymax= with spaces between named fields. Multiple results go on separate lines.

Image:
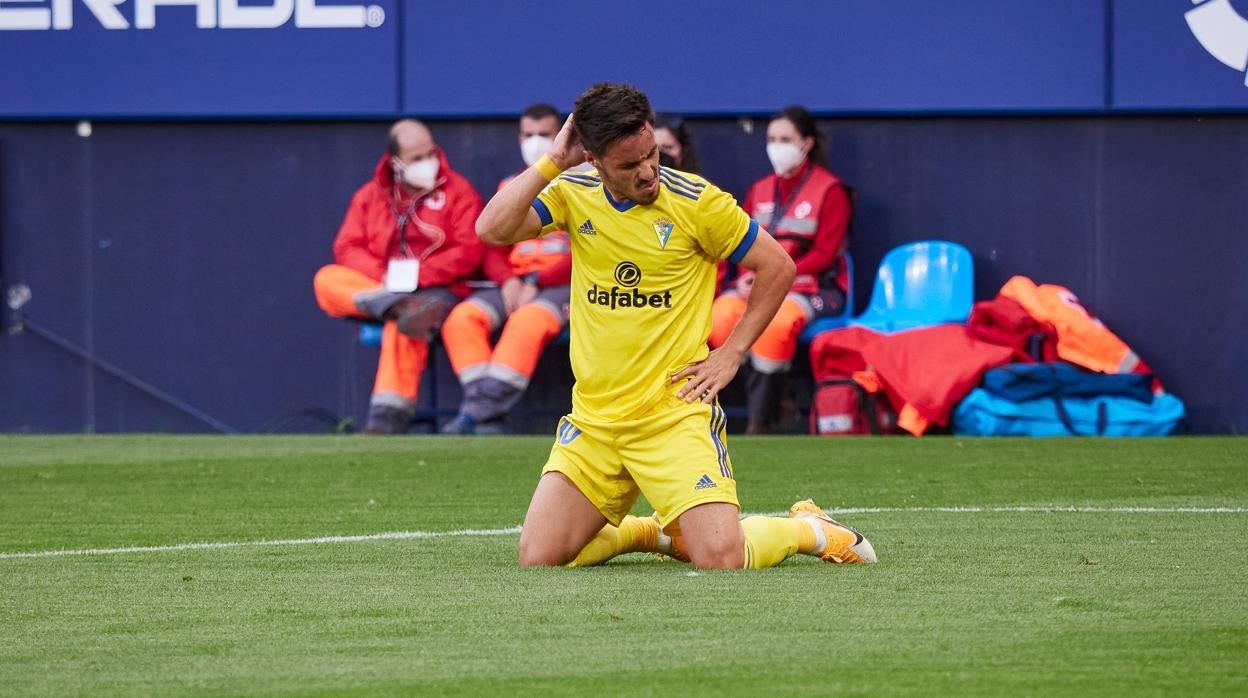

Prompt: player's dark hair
xmin=655 ymin=113 xmax=700 ymax=174
xmin=573 ymin=83 xmax=655 ymax=156
xmin=771 ymin=105 xmax=829 ymax=169
xmin=521 ymin=103 xmax=559 ymax=122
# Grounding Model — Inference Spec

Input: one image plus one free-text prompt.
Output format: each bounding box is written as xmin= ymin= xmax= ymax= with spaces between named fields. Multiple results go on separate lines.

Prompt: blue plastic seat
xmin=852 ymin=241 xmax=973 ymax=333
xmin=358 ymin=322 xmax=384 ymax=347
xmin=797 ymin=251 xmax=855 ymax=344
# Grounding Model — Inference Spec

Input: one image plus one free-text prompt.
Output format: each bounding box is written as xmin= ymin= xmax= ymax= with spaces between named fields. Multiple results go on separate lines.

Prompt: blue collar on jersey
xmin=603 ymin=186 xmax=637 ymax=213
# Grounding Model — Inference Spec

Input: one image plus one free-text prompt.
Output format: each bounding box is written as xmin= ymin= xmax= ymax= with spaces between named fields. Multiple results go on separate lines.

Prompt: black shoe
xmin=440 ymin=414 xmax=476 ymax=435
xmin=364 ymin=405 xmax=411 ymax=435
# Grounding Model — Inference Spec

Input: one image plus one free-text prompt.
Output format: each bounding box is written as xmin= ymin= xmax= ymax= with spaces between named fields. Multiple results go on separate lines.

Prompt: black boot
xmin=461 ymin=377 xmax=524 ymax=424
xmin=363 ymin=404 xmax=412 ymax=435
xmin=745 ymin=369 xmax=789 ymax=435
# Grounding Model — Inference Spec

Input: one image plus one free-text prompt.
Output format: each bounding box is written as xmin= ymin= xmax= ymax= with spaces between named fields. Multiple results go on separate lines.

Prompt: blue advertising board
xmin=403 ymin=0 xmax=1107 ymax=115
xmin=1113 ymin=0 xmax=1248 ymax=109
xmin=2 ymin=1 xmax=1248 ymax=117
xmin=0 ymin=0 xmax=399 ymax=117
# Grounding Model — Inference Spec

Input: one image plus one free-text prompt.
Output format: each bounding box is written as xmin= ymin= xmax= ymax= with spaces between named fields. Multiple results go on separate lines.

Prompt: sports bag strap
xmin=1050 ymin=395 xmax=1081 ymax=435
xmin=1046 ymin=363 xmax=1081 ymax=435
xmin=1096 ymin=402 xmax=1108 ymax=436
xmin=861 ymin=391 xmax=883 ymax=435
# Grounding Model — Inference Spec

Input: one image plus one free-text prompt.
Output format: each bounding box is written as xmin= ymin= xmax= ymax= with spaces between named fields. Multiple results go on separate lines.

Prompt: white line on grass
xmin=2 ymin=507 xmax=1245 ymax=560
xmin=0 ymin=527 xmax=522 ymax=560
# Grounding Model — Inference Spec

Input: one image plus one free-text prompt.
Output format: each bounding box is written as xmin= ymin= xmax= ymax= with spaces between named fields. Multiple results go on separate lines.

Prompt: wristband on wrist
xmin=534 ymin=154 xmax=562 ymax=182
xmin=521 ymin=272 xmax=540 ymax=286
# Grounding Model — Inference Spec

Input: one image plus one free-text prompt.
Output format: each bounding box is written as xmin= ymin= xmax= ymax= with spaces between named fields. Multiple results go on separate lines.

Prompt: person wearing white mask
xmin=517 ymin=103 xmax=561 ymax=169
xmin=709 ymin=106 xmax=852 ymax=434
xmin=438 ymin=104 xmax=574 ymax=434
xmin=313 ymin=119 xmax=486 ymax=434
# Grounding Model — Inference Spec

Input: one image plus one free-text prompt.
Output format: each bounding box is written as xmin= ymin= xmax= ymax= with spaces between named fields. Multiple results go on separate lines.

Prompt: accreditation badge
xmin=385 ymin=258 xmax=420 ymax=293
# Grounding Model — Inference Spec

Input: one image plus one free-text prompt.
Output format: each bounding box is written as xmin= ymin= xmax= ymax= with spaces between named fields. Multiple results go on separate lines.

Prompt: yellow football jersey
xmin=533 ymin=167 xmax=757 ymax=423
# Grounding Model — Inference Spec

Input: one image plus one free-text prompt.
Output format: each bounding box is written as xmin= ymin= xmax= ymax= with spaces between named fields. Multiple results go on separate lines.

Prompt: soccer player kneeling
xmin=476 ymin=83 xmax=876 ymax=569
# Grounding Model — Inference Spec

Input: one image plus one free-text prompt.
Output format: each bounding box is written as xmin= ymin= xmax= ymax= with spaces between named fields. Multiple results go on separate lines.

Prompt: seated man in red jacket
xmin=313 ymin=120 xmax=484 ymax=434
xmin=439 ymin=104 xmax=572 ymax=434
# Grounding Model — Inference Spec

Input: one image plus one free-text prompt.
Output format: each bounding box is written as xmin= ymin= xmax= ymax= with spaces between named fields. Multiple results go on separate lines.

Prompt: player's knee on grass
xmin=680 ymin=525 xmax=745 ymax=569
xmin=677 ymin=502 xmax=746 ymax=568
xmin=518 ymin=527 xmax=592 ymax=567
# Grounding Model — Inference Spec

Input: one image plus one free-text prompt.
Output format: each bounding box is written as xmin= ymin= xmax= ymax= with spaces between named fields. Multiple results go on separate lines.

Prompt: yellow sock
xmin=740 ymin=516 xmax=815 ymax=568
xmin=567 ymin=515 xmax=658 ymax=567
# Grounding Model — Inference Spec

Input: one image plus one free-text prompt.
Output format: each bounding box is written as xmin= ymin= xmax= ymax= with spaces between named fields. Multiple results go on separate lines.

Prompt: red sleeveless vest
xmin=746 ymin=166 xmax=847 ymax=294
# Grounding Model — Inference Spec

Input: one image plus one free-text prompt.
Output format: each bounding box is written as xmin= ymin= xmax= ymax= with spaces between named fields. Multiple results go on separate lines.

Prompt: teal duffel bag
xmin=951 ymin=388 xmax=1186 ymax=437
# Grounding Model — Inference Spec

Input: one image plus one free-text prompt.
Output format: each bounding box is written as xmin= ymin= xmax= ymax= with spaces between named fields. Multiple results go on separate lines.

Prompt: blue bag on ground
xmin=952 ymin=363 xmax=1185 ymax=436
xmin=981 ymin=363 xmax=1155 ymax=403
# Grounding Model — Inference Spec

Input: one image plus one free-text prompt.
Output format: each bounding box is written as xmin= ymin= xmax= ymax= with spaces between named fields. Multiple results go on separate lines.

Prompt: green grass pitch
xmin=1 ymin=435 xmax=1246 ymax=696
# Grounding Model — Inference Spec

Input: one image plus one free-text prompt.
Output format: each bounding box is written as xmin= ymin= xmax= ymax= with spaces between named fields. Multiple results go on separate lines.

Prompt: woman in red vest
xmin=710 ymin=106 xmax=852 ymax=433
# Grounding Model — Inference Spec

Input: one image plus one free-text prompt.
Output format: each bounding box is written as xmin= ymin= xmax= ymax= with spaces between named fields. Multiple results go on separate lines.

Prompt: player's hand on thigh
xmin=672 ymin=346 xmax=745 ymax=404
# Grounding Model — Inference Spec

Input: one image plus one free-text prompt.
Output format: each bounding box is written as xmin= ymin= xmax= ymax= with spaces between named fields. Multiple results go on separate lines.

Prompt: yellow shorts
xmin=541 ymin=396 xmax=737 ymax=528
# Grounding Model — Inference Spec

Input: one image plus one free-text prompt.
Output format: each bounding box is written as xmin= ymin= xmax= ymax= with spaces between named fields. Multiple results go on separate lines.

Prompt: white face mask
xmin=520 ymin=135 xmax=553 ymax=167
xmin=398 ymin=156 xmax=439 ymax=190
xmin=766 ymin=142 xmax=806 ymax=176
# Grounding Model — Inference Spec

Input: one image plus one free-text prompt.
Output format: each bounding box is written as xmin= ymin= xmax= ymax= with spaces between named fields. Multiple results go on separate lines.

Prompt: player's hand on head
xmin=672 ymin=347 xmax=745 ymax=404
xmin=550 ymin=115 xmax=588 ymax=171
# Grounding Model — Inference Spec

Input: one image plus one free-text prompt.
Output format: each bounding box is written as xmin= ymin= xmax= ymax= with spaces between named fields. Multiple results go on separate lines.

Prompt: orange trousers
xmin=441 ymin=298 xmax=562 ymax=388
xmin=709 ymin=293 xmax=809 ymax=373
xmin=313 ymin=264 xmax=427 ymax=407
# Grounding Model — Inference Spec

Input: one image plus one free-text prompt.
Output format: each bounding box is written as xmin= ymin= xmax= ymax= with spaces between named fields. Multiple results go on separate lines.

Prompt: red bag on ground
xmin=809 ymin=328 xmax=899 ymax=436
xmin=810 ymin=377 xmax=898 ymax=436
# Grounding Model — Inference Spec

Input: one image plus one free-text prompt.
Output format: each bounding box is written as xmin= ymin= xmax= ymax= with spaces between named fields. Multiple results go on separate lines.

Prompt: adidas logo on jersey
xmin=578 ymin=219 xmax=597 ymax=235
xmin=694 ymin=474 xmax=717 ymax=490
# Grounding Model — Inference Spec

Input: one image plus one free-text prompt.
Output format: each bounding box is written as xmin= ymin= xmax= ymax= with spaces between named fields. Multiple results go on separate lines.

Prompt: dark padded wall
xmin=1 ymin=116 xmax=1244 ymax=433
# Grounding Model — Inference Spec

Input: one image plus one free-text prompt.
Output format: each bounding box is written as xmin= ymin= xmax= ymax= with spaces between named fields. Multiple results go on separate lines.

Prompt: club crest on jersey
xmin=654 ymin=217 xmax=674 ymax=249
xmin=578 ymin=219 xmax=597 ymax=235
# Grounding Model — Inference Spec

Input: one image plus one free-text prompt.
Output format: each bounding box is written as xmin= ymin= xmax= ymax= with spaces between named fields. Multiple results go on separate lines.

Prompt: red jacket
xmin=332 ymin=149 xmax=484 ymax=296
xmin=741 ymin=160 xmax=851 ymax=295
xmin=481 ymin=174 xmax=573 ymax=287
xmin=860 ymin=325 xmax=1015 ymax=433
xmin=811 ymin=324 xmax=1015 ymax=435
